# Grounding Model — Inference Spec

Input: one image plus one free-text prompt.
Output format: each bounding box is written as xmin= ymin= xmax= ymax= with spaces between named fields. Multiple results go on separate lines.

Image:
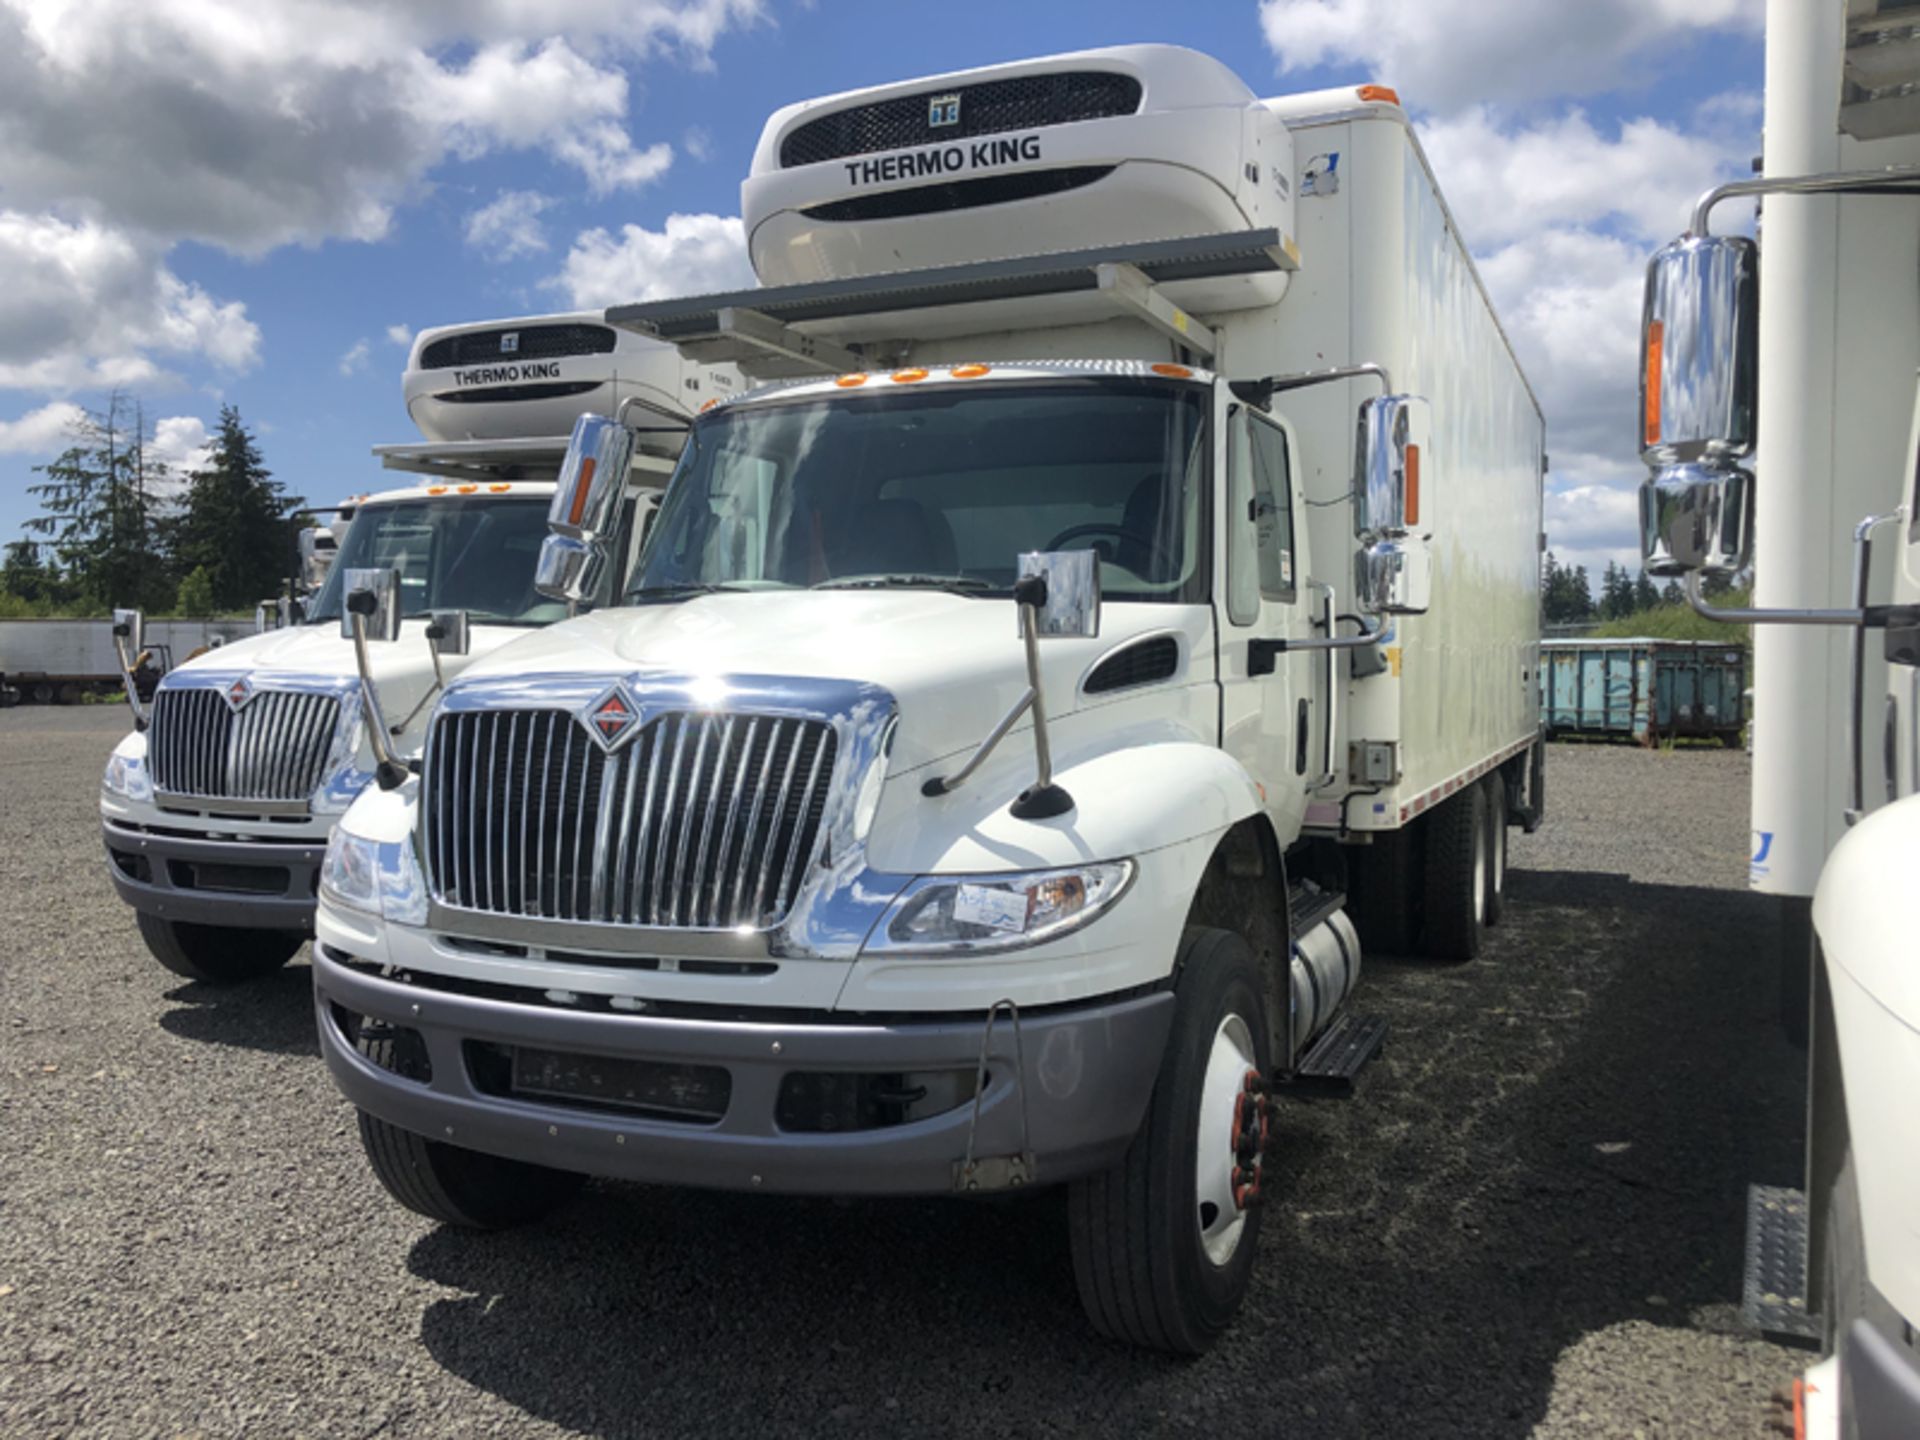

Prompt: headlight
xmin=102 ymin=741 xmax=152 ymax=802
xmin=320 ymin=831 xmax=381 ymax=915
xmin=320 ymin=830 xmax=428 ymax=925
xmin=867 ymin=861 xmax=1134 ymax=955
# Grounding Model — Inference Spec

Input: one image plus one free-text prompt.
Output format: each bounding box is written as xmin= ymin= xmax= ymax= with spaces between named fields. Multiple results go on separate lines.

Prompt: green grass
xmin=1586 ymin=588 xmax=1751 ymax=646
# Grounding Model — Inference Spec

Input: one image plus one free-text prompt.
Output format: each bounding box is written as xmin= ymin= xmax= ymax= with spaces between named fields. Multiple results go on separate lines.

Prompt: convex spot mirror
xmin=341 ymin=567 xmax=402 ymax=643
xmin=426 ymin=608 xmax=471 ymax=657
xmin=1015 ymin=550 xmax=1101 ymax=639
xmin=1639 ymin=234 xmax=1758 ymax=466
xmin=1639 ymin=461 xmax=1753 ymax=577
xmin=537 ymin=413 xmax=635 ymax=605
xmin=112 ymin=608 xmax=144 ymax=654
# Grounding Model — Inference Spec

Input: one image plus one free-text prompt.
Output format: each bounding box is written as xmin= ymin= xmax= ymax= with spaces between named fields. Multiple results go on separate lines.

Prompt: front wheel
xmin=355 ymin=1033 xmax=585 ymax=1229
xmin=1068 ymin=927 xmax=1272 ymax=1353
xmin=136 ymin=912 xmax=303 ymax=984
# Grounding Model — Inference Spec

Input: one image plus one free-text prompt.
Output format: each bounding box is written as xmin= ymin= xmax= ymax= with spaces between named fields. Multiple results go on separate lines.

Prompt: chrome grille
xmin=148 ymin=687 xmax=343 ymax=802
xmin=426 ymin=709 xmax=838 ymax=929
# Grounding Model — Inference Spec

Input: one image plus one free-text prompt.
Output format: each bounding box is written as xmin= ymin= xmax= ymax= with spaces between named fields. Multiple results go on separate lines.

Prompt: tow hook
xmin=1230 ymin=1070 xmax=1270 ymax=1210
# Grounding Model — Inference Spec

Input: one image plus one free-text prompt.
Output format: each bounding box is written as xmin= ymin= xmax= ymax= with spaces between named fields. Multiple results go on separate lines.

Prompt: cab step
xmin=1743 ymin=1183 xmax=1823 ymax=1348
xmin=1274 ymin=1012 xmax=1386 ymax=1098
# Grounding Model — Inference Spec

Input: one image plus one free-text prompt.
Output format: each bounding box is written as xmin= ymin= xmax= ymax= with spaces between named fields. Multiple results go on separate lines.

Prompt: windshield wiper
xmin=623 ymin=582 xmax=750 ymax=604
xmin=812 ymin=573 xmax=993 ymax=593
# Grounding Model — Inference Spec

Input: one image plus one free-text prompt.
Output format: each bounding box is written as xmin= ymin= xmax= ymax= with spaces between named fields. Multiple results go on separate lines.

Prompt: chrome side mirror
xmin=297 ymin=525 xmax=336 ymax=593
xmin=1015 ymin=550 xmax=1101 ymax=639
xmin=1640 ymin=461 xmax=1753 ymax=577
xmin=112 ymin=608 xmax=144 ymax=655
xmin=1640 ymin=234 xmax=1758 ymax=465
xmin=1353 ymin=394 xmax=1432 ymax=615
xmin=537 ymin=413 xmax=635 ymax=604
xmin=340 ymin=567 xmax=402 ymax=643
xmin=425 ymin=609 xmax=470 ymax=658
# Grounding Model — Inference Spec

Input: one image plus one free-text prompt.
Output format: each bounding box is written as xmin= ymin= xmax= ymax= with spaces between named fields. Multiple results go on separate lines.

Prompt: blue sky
xmin=0 ymin=0 xmax=1764 ymax=577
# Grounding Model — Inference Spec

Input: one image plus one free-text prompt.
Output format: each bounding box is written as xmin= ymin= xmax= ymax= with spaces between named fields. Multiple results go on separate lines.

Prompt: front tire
xmin=355 ymin=1032 xmax=585 ymax=1229
xmin=136 ymin=912 xmax=303 ymax=984
xmin=1068 ymin=927 xmax=1272 ymax=1354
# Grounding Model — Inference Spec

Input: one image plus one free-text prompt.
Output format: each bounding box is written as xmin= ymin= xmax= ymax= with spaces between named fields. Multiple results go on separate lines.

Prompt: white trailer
xmin=1633 ymin=2 xmax=1920 ymax=1432
xmin=311 ymin=46 xmax=1543 ymax=1351
xmin=1 ymin=618 xmax=250 ymax=705
xmin=99 ymin=315 xmax=732 ymax=986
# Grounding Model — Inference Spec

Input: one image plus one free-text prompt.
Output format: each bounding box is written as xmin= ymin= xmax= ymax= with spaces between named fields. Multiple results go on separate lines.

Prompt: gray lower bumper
xmin=313 ymin=943 xmax=1174 ymax=1197
xmin=1847 ymin=1314 xmax=1920 ymax=1437
xmin=103 ymin=821 xmax=324 ymax=931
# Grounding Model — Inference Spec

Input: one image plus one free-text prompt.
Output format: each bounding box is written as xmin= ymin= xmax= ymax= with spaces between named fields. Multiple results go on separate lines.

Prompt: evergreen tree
xmin=1633 ymin=568 xmax=1661 ymax=612
xmin=1660 ymin=578 xmax=1685 ymax=605
xmin=25 ymin=393 xmax=171 ymax=609
xmin=1570 ymin=565 xmax=1594 ymax=618
xmin=1 ymin=540 xmax=65 ymax=606
xmin=1599 ymin=561 xmax=1638 ymax=620
xmin=174 ymin=565 xmax=217 ymax=617
xmin=168 ymin=407 xmax=304 ymax=610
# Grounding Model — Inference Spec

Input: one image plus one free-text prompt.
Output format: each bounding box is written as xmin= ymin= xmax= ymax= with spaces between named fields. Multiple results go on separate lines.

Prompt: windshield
xmin=306 ymin=497 xmax=565 ymax=626
xmin=626 ymin=379 xmax=1210 ymax=602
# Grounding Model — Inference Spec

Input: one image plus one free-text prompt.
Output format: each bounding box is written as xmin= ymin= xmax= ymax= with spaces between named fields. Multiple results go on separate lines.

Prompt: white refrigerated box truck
xmin=0 ymin=618 xmax=250 ymax=706
xmin=100 ymin=313 xmax=732 ymax=985
xmin=312 ymin=45 xmax=1545 ymax=1351
xmin=1633 ymin=1 xmax=1920 ymax=1433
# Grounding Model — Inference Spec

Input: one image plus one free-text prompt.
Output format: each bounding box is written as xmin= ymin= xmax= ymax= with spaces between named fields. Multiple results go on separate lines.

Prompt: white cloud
xmin=1419 ymin=104 xmax=1752 ymax=250
xmin=149 ymin=414 xmax=213 ymax=475
xmin=338 ymin=339 xmax=371 ymax=376
xmin=0 ymin=2 xmax=763 ymax=255
xmin=0 ymin=400 xmax=84 ymax=454
xmin=553 ymin=212 xmax=755 ymax=307
xmin=0 ymin=210 xmax=260 ymax=391
xmin=465 ymin=190 xmax=558 ymax=260
xmin=1259 ymin=0 xmax=1762 ymax=112
xmin=683 ymin=124 xmax=715 ymax=162
xmin=385 ymin=324 xmax=414 ymax=348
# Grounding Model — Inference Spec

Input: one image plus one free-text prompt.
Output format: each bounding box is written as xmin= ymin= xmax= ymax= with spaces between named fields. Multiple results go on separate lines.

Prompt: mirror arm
xmin=921 ymin=689 xmax=1035 ymax=797
xmin=1690 ymin=165 xmax=1920 ymax=237
xmin=346 ymin=605 xmax=407 ymax=790
xmin=1008 ymin=574 xmax=1074 ymax=820
xmin=110 ymin=628 xmax=148 ymax=730
xmin=1230 ymin=363 xmax=1393 ymax=410
xmin=1256 ymin=612 xmax=1394 ymax=659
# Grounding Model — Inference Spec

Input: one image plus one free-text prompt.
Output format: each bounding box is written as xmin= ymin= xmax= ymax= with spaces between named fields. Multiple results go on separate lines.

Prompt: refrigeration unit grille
xmin=779 ymin=71 xmax=1143 ymax=169
xmin=148 ymin=687 xmax=343 ymax=802
xmin=419 ymin=324 xmax=617 ymax=370
xmin=425 ymin=708 xmax=838 ymax=930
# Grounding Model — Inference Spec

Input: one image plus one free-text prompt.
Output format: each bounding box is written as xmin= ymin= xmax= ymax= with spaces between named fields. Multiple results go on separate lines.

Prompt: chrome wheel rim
xmin=1195 ymin=1012 xmax=1261 ymax=1267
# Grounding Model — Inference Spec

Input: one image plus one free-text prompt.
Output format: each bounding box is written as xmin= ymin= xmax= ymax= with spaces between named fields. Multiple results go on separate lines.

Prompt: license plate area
xmin=500 ymin=1044 xmax=732 ymax=1124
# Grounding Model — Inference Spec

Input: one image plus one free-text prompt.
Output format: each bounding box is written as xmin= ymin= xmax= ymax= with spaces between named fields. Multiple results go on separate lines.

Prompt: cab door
xmin=1216 ymin=391 xmax=1320 ymax=841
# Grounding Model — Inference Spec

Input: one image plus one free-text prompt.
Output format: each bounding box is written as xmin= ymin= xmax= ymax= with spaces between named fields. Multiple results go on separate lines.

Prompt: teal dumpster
xmin=1542 ymin=639 xmax=1746 ymax=745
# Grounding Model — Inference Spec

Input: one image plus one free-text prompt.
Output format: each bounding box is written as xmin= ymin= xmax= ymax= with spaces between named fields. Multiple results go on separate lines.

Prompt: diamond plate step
xmin=1275 ymin=1013 xmax=1386 ymax=1098
xmin=1744 ymin=1183 xmax=1823 ymax=1348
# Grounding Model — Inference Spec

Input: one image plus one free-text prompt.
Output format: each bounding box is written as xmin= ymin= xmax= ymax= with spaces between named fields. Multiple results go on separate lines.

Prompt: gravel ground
xmin=0 ymin=709 xmax=1807 ymax=1439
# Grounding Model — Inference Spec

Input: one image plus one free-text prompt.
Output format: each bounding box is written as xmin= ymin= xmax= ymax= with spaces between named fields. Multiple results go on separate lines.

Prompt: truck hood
xmin=164 ymin=620 xmax=536 ymax=755
xmin=454 ymin=593 xmax=1211 ymax=773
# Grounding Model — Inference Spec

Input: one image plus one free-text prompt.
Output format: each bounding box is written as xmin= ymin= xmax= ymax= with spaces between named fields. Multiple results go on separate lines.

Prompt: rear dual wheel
xmin=1068 ymin=927 xmax=1271 ymax=1353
